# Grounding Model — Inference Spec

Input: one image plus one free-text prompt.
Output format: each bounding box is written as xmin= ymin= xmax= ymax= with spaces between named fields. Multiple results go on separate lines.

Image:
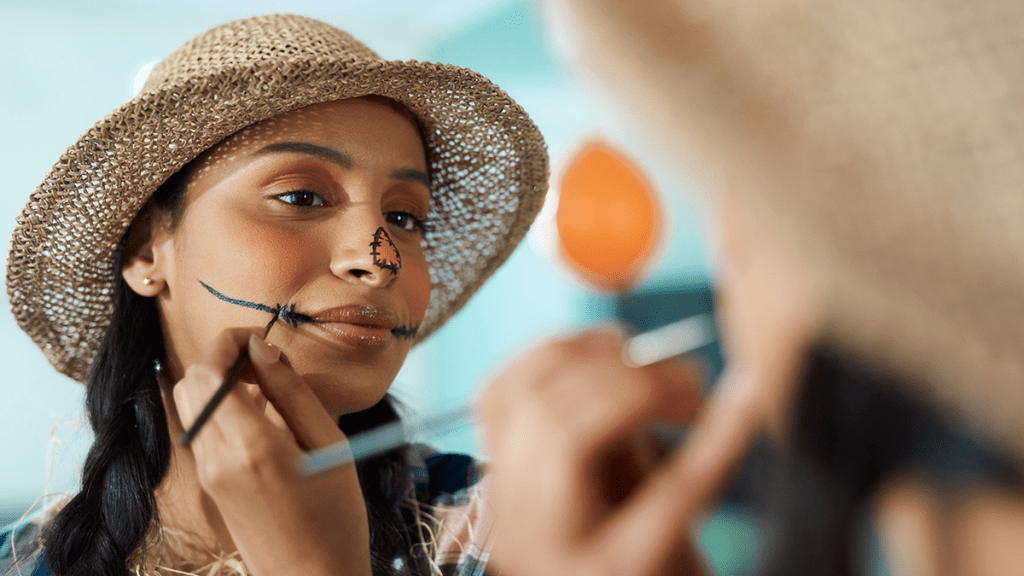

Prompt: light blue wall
xmin=0 ymin=0 xmax=712 ymax=518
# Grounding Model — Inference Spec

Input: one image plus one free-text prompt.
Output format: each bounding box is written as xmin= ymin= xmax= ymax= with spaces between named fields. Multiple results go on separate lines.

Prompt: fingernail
xmin=249 ymin=334 xmax=281 ymax=364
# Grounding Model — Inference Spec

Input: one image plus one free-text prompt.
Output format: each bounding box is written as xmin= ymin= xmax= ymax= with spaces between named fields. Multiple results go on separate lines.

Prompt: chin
xmin=275 ymin=340 xmax=406 ymax=418
xmin=301 ymin=369 xmax=394 ymax=419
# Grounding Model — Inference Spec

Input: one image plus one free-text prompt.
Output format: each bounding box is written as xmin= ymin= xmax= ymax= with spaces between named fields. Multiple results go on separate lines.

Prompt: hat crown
xmin=143 ymin=14 xmax=381 ymax=93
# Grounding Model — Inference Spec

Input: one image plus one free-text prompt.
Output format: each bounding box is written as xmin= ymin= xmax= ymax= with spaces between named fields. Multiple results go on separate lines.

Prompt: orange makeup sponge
xmin=557 ymin=142 xmax=661 ymax=291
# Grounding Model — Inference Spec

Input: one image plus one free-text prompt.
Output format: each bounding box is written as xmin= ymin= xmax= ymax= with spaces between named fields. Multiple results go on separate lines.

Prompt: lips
xmin=312 ymin=305 xmax=399 ymax=328
xmin=307 ymin=305 xmax=401 ymax=349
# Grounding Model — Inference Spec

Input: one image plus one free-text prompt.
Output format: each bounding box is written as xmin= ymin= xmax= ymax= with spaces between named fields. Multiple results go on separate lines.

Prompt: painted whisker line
xmin=199 ymin=281 xmax=279 ymax=315
xmin=276 ymin=302 xmax=319 ymax=328
xmin=199 ymin=281 xmax=320 ymax=328
xmin=201 ymin=280 xmax=416 ymax=336
xmin=392 ymin=324 xmax=419 ymax=339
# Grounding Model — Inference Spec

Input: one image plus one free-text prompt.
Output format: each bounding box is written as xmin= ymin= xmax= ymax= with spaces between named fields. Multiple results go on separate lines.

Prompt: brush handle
xmin=180 ymin=314 xmax=280 ymax=446
xmin=297 ymin=404 xmax=475 ymax=476
xmin=621 ymin=313 xmax=715 ymax=367
xmin=180 ymin=349 xmax=252 ymax=446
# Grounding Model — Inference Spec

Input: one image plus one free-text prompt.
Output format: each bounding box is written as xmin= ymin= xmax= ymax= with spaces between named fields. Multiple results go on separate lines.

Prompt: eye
xmin=385 ymin=211 xmax=425 ymax=233
xmin=275 ymin=190 xmax=326 ymax=207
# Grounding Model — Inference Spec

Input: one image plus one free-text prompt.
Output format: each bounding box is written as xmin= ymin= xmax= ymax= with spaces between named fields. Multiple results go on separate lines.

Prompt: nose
xmin=329 ymin=216 xmax=400 ymax=288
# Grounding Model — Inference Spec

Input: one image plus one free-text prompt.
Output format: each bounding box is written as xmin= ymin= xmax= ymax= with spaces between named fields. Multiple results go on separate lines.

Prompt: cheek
xmin=220 ymin=220 xmax=313 ymax=294
xmin=403 ymin=257 xmax=432 ymax=322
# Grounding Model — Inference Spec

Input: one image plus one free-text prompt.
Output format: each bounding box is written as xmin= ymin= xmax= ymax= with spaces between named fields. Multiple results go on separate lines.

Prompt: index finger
xmin=175 ymin=326 xmax=267 ymax=436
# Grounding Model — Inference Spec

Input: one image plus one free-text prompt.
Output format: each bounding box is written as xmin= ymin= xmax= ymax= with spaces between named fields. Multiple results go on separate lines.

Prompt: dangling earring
xmin=143 ymin=277 xmax=154 ymax=286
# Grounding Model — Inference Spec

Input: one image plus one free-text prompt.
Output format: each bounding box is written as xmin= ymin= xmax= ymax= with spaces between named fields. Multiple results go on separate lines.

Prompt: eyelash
xmin=274 ymin=189 xmax=326 ymax=208
xmin=274 ymin=189 xmax=426 ymax=232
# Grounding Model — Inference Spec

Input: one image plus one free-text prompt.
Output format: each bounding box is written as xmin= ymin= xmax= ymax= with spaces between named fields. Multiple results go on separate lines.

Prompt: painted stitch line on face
xmin=199 ymin=280 xmax=422 ymax=337
xmin=391 ymin=324 xmax=419 ymax=340
xmin=370 ymin=227 xmax=401 ymax=274
xmin=199 ymin=281 xmax=317 ymax=328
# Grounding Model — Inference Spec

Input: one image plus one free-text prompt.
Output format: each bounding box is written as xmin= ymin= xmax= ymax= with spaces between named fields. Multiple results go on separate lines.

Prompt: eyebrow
xmin=391 ymin=167 xmax=431 ymax=188
xmin=255 ymin=141 xmax=430 ymax=188
xmin=254 ymin=141 xmax=352 ymax=169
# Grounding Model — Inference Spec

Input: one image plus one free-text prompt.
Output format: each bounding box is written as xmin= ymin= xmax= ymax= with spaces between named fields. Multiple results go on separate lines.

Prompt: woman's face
xmin=147 ymin=97 xmax=432 ymax=417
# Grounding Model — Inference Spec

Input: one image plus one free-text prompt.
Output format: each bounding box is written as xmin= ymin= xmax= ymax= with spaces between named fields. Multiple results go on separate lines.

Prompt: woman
xmin=482 ymin=0 xmax=1024 ymax=575
xmin=2 ymin=14 xmax=547 ymax=576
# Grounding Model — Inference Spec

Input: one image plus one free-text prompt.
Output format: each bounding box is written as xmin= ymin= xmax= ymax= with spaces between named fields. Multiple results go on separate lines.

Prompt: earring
xmin=143 ymin=277 xmax=154 ymax=286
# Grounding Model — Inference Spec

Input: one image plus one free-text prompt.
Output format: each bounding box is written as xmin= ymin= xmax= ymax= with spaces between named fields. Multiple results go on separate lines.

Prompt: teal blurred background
xmin=1 ymin=0 xmax=739 ymax=568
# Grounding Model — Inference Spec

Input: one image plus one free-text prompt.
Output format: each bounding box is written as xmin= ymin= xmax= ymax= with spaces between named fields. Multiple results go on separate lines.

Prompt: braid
xmin=42 ymin=171 xmax=186 ymax=575
xmin=42 ymin=246 xmax=171 ymax=575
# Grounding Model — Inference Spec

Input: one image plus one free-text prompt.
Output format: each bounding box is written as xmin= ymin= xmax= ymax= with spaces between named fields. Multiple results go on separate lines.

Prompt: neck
xmin=153 ymin=384 xmax=238 ymax=566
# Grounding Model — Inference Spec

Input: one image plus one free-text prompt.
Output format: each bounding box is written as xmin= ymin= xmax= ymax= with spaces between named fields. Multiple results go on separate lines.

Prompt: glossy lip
xmin=306 ymin=305 xmax=401 ymax=349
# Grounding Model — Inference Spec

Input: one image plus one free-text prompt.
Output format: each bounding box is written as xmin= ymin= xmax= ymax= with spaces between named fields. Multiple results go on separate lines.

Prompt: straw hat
xmin=6 ymin=14 xmax=549 ymax=384
xmin=552 ymin=0 xmax=1024 ymax=461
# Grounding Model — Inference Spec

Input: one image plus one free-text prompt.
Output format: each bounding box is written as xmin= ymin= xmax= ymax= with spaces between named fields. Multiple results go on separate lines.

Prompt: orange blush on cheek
xmin=232 ymin=222 xmax=312 ymax=293
xmin=404 ymin=257 xmax=432 ymax=325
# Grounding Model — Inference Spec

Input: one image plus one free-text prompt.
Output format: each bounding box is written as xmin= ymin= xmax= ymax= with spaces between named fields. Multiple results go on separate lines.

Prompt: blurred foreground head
xmin=546 ymin=0 xmax=1024 ymax=463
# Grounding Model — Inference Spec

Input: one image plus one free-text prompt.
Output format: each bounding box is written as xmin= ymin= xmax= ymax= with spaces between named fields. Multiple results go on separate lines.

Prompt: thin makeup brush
xmin=180 ymin=313 xmax=281 ymax=446
xmin=296 ymin=312 xmax=716 ymax=476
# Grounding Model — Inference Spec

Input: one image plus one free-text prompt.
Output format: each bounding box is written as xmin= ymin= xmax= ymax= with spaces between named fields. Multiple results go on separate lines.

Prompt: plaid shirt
xmin=406 ymin=445 xmax=496 ymax=576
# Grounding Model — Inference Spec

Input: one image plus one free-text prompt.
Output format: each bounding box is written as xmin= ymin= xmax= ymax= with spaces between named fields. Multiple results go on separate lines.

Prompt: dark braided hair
xmin=39 ymin=255 xmax=170 ymax=576
xmin=41 ymin=165 xmax=428 ymax=575
xmin=757 ymin=343 xmax=1024 ymax=576
xmin=40 ymin=168 xmax=187 ymax=576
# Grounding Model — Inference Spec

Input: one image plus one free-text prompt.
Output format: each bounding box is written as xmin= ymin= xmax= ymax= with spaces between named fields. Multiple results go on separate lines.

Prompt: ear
xmin=122 ymin=202 xmax=171 ymax=297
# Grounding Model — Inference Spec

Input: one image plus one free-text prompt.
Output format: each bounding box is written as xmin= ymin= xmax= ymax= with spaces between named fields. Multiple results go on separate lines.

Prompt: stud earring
xmin=143 ymin=277 xmax=154 ymax=286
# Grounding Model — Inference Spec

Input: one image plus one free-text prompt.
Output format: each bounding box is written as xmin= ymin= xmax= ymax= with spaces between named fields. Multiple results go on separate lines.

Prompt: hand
xmin=172 ymin=328 xmax=371 ymax=576
xmin=480 ymin=329 xmax=762 ymax=576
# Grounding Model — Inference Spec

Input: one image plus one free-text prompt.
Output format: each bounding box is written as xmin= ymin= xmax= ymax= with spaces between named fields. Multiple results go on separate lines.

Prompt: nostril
xmin=350 ymin=268 xmax=371 ymax=279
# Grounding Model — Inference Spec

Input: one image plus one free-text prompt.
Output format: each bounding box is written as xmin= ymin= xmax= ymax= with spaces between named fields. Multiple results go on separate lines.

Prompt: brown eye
xmin=276 ymin=190 xmax=325 ymax=207
xmin=385 ymin=211 xmax=424 ymax=232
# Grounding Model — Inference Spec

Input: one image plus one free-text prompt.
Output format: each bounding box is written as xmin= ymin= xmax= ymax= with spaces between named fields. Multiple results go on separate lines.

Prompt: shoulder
xmin=407 ymin=445 xmax=496 ymax=576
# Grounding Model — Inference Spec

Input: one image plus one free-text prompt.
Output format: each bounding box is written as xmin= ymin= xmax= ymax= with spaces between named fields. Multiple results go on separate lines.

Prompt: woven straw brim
xmin=554 ymin=0 xmax=1024 ymax=461
xmin=6 ymin=14 xmax=549 ymax=384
